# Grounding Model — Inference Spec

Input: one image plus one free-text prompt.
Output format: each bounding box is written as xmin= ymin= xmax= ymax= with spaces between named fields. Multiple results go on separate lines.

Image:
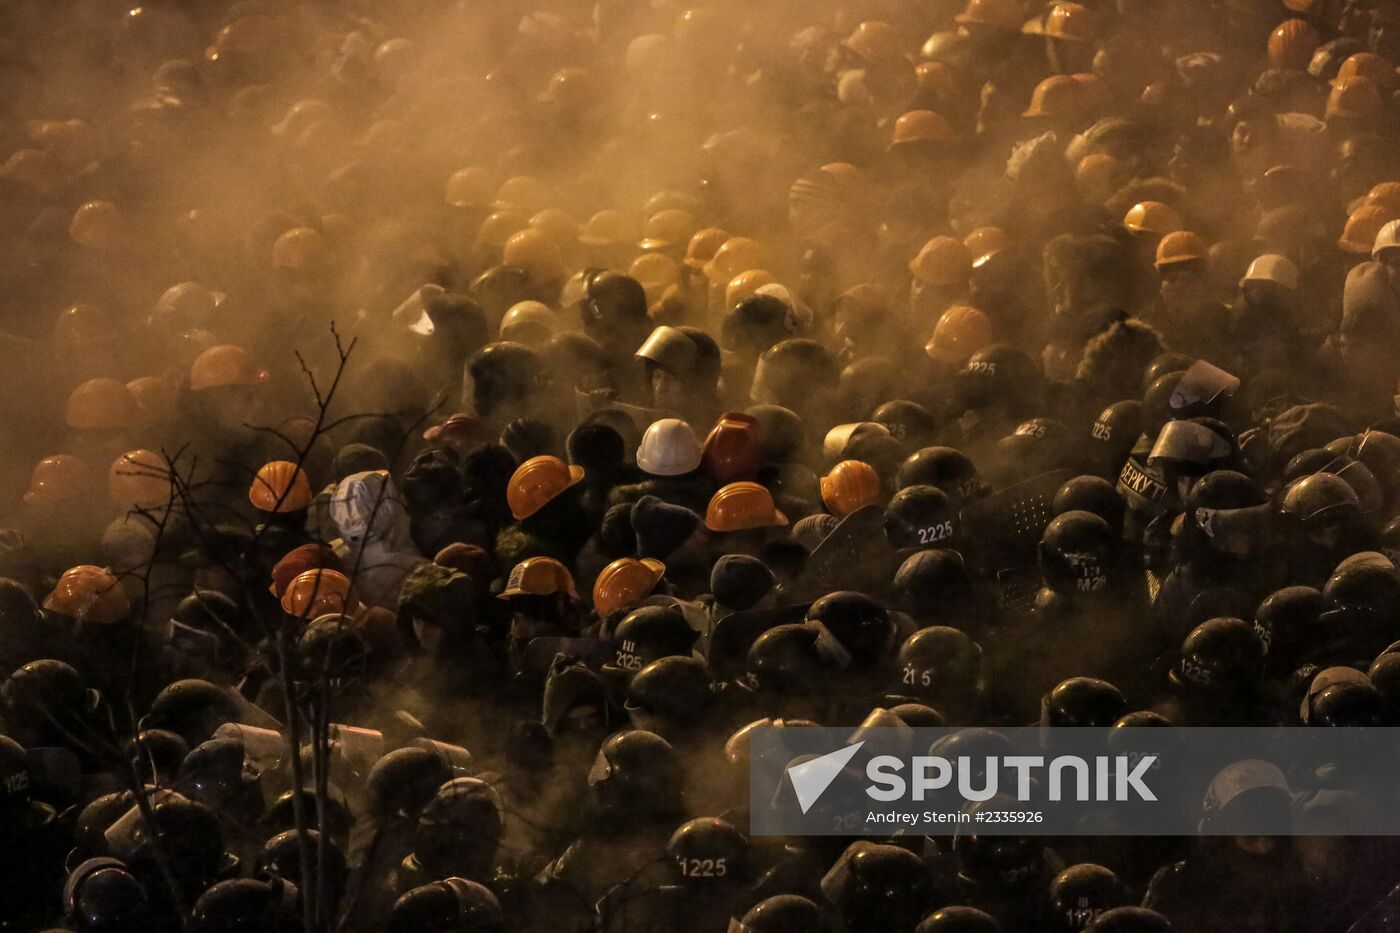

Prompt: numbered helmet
xmin=1039 ymin=511 xmax=1116 ymax=594
xmin=896 ymin=626 xmax=981 ymax=704
xmin=667 ymin=817 xmax=747 ymax=884
xmin=1170 ymin=617 xmax=1264 ymax=693
xmin=884 ymin=485 xmax=958 ymax=550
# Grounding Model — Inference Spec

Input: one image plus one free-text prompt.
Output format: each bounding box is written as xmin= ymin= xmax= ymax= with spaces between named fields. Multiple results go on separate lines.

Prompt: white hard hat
xmin=499 ymin=300 xmax=556 ymax=338
xmin=635 ymin=418 xmax=703 ymax=477
xmin=1374 ymin=219 xmax=1400 ymax=259
xmin=1239 ymin=253 xmax=1300 ymax=291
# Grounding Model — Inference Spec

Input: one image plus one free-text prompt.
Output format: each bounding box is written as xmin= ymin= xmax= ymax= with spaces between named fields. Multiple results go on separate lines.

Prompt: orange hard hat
xmin=726 ymin=269 xmax=778 ymax=309
xmin=704 ymin=237 xmax=769 ymax=283
xmin=1154 ymin=230 xmax=1208 ymax=268
xmin=630 ymin=252 xmax=683 ymax=293
xmin=684 ymin=227 xmax=731 ymax=270
xmin=963 ymin=226 xmax=1012 ymax=266
xmin=190 ymin=345 xmax=267 ymax=392
xmin=1 ymin=148 xmax=63 ymax=194
xmin=476 ymin=211 xmax=530 ymax=251
xmin=1327 ymin=75 xmax=1383 ymax=121
xmin=842 ymin=21 xmax=903 ymax=63
xmin=914 ymin=61 xmax=956 ymax=100
xmin=1071 ymin=72 xmax=1112 ymax=116
xmin=271 ymin=226 xmax=330 ymax=272
xmin=24 ymin=454 xmax=94 ymax=507
xmin=69 ymin=200 xmax=121 ymax=251
xmin=498 ymin=556 xmax=578 ymax=599
xmin=280 ymin=568 xmax=357 ymax=618
xmin=529 ymin=208 xmax=579 ymax=249
xmin=701 ymin=413 xmax=765 ymax=484
xmin=269 ymin=544 xmax=341 ymax=598
xmin=492 ymin=175 xmax=550 ymax=214
xmin=1334 ymin=52 xmax=1393 ymax=88
xmin=109 ymin=449 xmax=173 ymax=509
xmin=507 ymin=455 xmax=585 ymax=520
xmin=1339 ymin=204 xmax=1396 ymax=253
xmin=1268 ymin=19 xmax=1320 ymax=72
xmin=503 ymin=228 xmax=565 ymax=282
xmin=954 ymin=0 xmax=1022 ymax=30
xmin=638 ymin=209 xmax=699 ymax=252
xmin=541 ymin=67 xmax=597 ymax=109
xmin=1123 ymin=201 xmax=1183 ymax=237
xmin=578 ymin=209 xmax=638 ymax=247
xmin=127 ymin=377 xmax=176 ymax=424
xmin=926 ymin=305 xmax=994 ymax=362
xmin=1366 ymin=181 xmax=1400 ymax=214
xmin=444 ymin=167 xmax=494 ymax=209
xmin=705 ymin=481 xmax=787 ymax=532
xmin=1045 ymin=3 xmax=1097 ymax=42
xmin=249 ymin=461 xmax=313 ymax=512
xmin=66 ymin=378 xmax=139 ymax=430
xmin=890 ymin=110 xmax=953 ymax=150
xmin=820 ymin=460 xmax=883 ymax=518
xmin=1075 ymin=153 xmax=1124 ymax=197
xmin=592 ymin=557 xmax=666 ymax=616
xmin=909 ymin=236 xmax=973 ymax=287
xmin=44 ymin=565 xmax=130 ymax=625
xmin=1023 ymin=75 xmax=1083 ymax=119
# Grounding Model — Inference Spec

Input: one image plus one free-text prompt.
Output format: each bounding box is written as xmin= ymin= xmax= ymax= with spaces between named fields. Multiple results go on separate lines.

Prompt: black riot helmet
xmin=63 ymin=857 xmax=150 ymax=933
xmin=126 ymin=729 xmax=189 ymax=784
xmin=259 ymin=828 xmax=347 ymax=901
xmin=625 ymin=656 xmax=714 ymax=730
xmin=806 ymin=592 xmax=894 ymax=671
xmin=588 ymin=730 xmax=683 ymax=817
xmin=821 ymin=842 xmax=937 ymax=933
xmin=954 ymin=345 xmax=1042 ymax=415
xmin=885 ymin=485 xmax=959 ymax=550
xmin=1040 ymin=677 xmax=1128 ymax=728
xmin=411 ymin=777 xmax=504 ymax=879
xmin=3 ymin=658 xmax=94 ymax=744
xmin=667 ymin=817 xmax=749 ymax=885
xmin=731 ymin=894 xmax=829 ymax=933
xmin=365 ymin=747 xmax=453 ymax=819
xmin=1038 ymin=511 xmax=1117 ymax=594
xmin=1052 ymin=475 xmax=1125 ymax=532
xmin=873 ymin=400 xmax=939 ymax=448
xmin=915 ymin=906 xmax=1002 ymax=932
xmin=1047 ymin=863 xmax=1128 ymax=932
xmin=1085 ymin=907 xmax=1173 ymax=932
xmin=895 ymin=627 xmax=981 ymax=707
xmin=144 ymin=679 xmax=240 ymax=747
xmin=747 ymin=623 xmax=851 ymax=694
xmin=1140 ymin=372 xmax=1183 ymax=439
xmin=1308 ymin=680 xmax=1385 ymax=726
xmin=896 ymin=446 xmax=984 ymax=504
xmin=893 ymin=549 xmax=973 ymax=619
xmin=387 ymin=878 xmax=504 ymax=933
xmin=1085 ymin=400 xmax=1142 ymax=477
xmin=466 ymin=341 xmax=540 ymax=418
xmin=580 ymin=269 xmax=648 ymax=336
xmin=1253 ymin=585 xmax=1326 ymax=673
xmin=1142 ymin=352 xmax=1194 ymax=390
xmin=612 ymin=605 xmax=699 ymax=671
xmin=1169 ymin=617 xmax=1264 ymax=695
xmin=191 ymin=878 xmax=299 ymax=933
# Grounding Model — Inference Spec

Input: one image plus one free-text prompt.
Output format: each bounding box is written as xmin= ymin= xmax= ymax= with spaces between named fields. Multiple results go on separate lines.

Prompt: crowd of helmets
xmin=11 ymin=0 xmax=1400 ymax=930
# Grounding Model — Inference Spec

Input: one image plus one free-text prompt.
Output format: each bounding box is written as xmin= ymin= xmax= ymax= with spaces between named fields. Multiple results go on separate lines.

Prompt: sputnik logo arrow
xmin=786 ymin=741 xmax=864 ymax=814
